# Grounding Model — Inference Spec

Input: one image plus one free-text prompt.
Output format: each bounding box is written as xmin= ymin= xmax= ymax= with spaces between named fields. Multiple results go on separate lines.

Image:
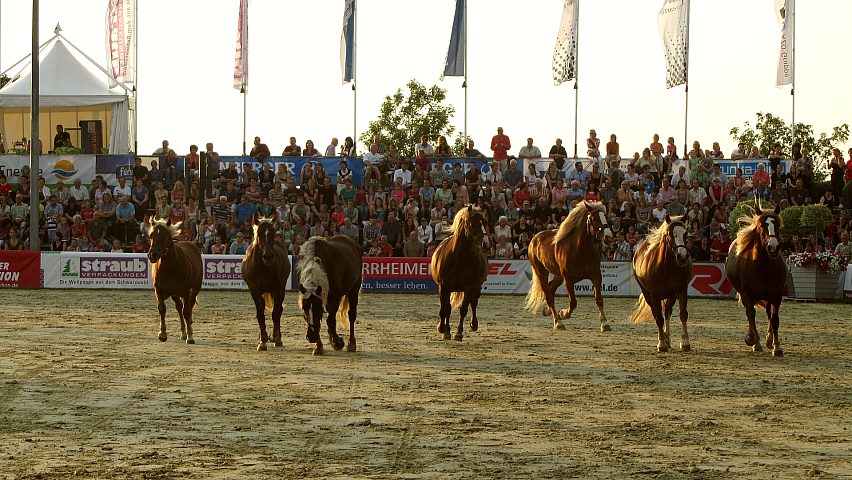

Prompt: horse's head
xmin=147 ymin=218 xmax=179 ymax=263
xmin=253 ymin=215 xmax=277 ymax=266
xmin=454 ymin=205 xmax=487 ymax=240
xmin=754 ymin=203 xmax=782 ymax=257
xmin=663 ymin=215 xmax=691 ymax=266
xmin=584 ymin=202 xmax=613 ymax=243
xmin=299 ymin=283 xmax=323 ymax=344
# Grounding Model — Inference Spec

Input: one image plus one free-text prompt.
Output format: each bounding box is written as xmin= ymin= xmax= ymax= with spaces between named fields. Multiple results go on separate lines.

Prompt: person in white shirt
xmin=670 ymin=165 xmax=691 ymax=188
xmin=113 ymin=176 xmax=132 ymax=199
xmin=416 ymin=217 xmax=433 ymax=244
xmin=70 ymin=178 xmax=89 ymax=202
xmin=414 ymin=135 xmax=434 ymax=156
xmin=483 ymin=160 xmax=503 ymax=185
xmin=494 ymin=216 xmax=512 ymax=240
xmin=688 ymin=179 xmax=707 ymax=206
xmin=325 ymin=138 xmax=338 ymax=157
xmin=393 ymin=162 xmax=413 ymax=188
xmin=363 ymin=143 xmax=383 ymax=164
xmin=152 ymin=139 xmax=175 ymax=156
xmin=730 ymin=142 xmax=747 ymax=160
xmin=518 ymin=138 xmax=542 ymax=160
xmin=612 ymin=231 xmax=633 ymax=261
xmin=651 ymin=200 xmax=668 ymax=223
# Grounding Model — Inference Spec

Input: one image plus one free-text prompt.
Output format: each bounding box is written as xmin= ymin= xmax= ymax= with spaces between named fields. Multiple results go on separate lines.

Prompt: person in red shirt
xmin=490 ymin=127 xmax=511 ymax=173
xmin=751 ymin=162 xmax=770 ymax=188
xmin=845 ymin=148 xmax=852 ymax=182
xmin=711 ymin=229 xmax=732 ymax=262
xmin=513 ymin=182 xmax=532 ymax=206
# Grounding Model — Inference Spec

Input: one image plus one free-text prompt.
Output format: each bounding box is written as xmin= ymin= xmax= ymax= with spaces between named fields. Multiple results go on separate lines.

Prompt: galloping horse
xmin=241 ymin=215 xmax=291 ymax=351
xmin=630 ymin=215 xmax=693 ymax=352
xmin=526 ymin=201 xmax=613 ymax=331
xmin=430 ymin=205 xmax=488 ymax=341
xmin=297 ymin=235 xmax=362 ymax=355
xmin=147 ymin=219 xmax=203 ymax=343
xmin=725 ymin=203 xmax=787 ymax=356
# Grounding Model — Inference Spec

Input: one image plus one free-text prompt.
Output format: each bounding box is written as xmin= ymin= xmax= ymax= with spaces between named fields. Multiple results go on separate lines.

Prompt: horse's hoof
xmin=346 ymin=342 xmax=357 ymax=352
xmin=681 ymin=344 xmax=691 ymax=353
xmin=180 ymin=334 xmax=187 ymax=341
xmin=442 ymin=331 xmax=452 ymax=341
xmin=186 ymin=337 xmax=195 ymax=345
xmin=541 ymin=308 xmax=550 ymax=317
xmin=469 ymin=320 xmax=478 ymax=332
xmin=600 ymin=324 xmax=612 ymax=333
xmin=332 ymin=339 xmax=345 ymax=351
xmin=257 ymin=343 xmax=267 ymax=352
xmin=454 ymin=332 xmax=463 ymax=342
xmin=752 ymin=343 xmax=764 ymax=353
xmin=744 ymin=335 xmax=756 ymax=347
xmin=772 ymin=349 xmax=784 ymax=357
xmin=558 ymin=309 xmax=571 ymax=319
xmin=657 ymin=345 xmax=669 ymax=353
xmin=437 ymin=323 xmax=446 ymax=334
xmin=312 ymin=346 xmax=324 ymax=356
xmin=158 ymin=333 xmax=167 ymax=342
xmin=274 ymin=341 xmax=283 ymax=348
xmin=554 ymin=322 xmax=566 ymax=331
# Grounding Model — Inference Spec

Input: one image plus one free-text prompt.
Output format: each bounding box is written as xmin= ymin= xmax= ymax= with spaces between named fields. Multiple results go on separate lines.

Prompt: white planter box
xmin=788 ymin=265 xmax=840 ymax=299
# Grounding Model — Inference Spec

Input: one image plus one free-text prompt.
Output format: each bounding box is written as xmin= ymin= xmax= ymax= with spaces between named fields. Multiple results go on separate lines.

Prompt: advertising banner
xmin=361 ymin=257 xmax=436 ymax=292
xmin=0 ymin=155 xmax=97 ymax=186
xmin=0 ymin=251 xmax=41 ymax=288
xmin=687 ymin=263 xmax=736 ymax=298
xmin=845 ymin=265 xmax=852 ymax=298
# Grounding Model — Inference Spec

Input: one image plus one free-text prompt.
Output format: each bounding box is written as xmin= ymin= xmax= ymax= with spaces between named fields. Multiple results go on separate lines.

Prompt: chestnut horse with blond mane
xmin=629 ymin=215 xmax=693 ymax=352
xmin=241 ymin=215 xmax=292 ymax=351
xmin=431 ymin=205 xmax=488 ymax=342
xmin=725 ymin=203 xmax=787 ymax=356
xmin=526 ymin=201 xmax=613 ymax=331
xmin=147 ymin=218 xmax=203 ymax=344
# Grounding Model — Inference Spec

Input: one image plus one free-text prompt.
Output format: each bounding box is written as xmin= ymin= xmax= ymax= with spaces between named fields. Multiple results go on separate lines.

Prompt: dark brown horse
xmin=630 ymin=215 xmax=693 ymax=352
xmin=297 ymin=235 xmax=362 ymax=355
xmin=526 ymin=201 xmax=613 ymax=331
xmin=430 ymin=205 xmax=488 ymax=341
xmin=725 ymin=203 xmax=787 ymax=356
xmin=147 ymin=219 xmax=203 ymax=343
xmin=241 ymin=215 xmax=291 ymax=351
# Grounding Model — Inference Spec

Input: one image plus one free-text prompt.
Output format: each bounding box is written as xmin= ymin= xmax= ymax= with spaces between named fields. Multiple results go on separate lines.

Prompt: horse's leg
xmin=592 ymin=275 xmax=611 ymax=332
xmin=648 ymin=295 xmax=668 ymax=353
xmin=677 ymin=293 xmax=690 ymax=352
xmin=438 ymin=287 xmax=452 ymax=340
xmin=346 ymin=290 xmax=358 ymax=352
xmin=767 ymin=297 xmax=783 ymax=357
xmin=326 ymin=296 xmax=345 ymax=351
xmin=455 ymin=294 xmax=469 ymax=342
xmin=252 ymin=293 xmax=269 ymax=351
xmin=271 ymin=292 xmax=284 ymax=348
xmin=547 ymin=276 xmax=566 ymax=329
xmin=742 ymin=294 xmax=763 ymax=352
xmin=468 ymin=288 xmax=480 ymax=332
xmin=172 ymin=296 xmax=186 ymax=341
xmin=156 ymin=295 xmax=168 ymax=342
xmin=182 ymin=293 xmax=196 ymax=345
xmin=663 ymin=297 xmax=675 ymax=351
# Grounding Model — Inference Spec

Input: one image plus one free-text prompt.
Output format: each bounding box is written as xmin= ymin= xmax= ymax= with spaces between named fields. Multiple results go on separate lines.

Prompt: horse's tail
xmin=629 ymin=294 xmax=654 ymax=324
xmin=262 ymin=293 xmax=274 ymax=311
xmin=450 ymin=292 xmax=465 ymax=309
xmin=337 ymin=295 xmax=351 ymax=331
xmin=524 ymin=272 xmax=547 ymax=314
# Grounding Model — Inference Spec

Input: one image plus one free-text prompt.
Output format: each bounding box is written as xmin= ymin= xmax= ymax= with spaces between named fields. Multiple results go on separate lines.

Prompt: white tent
xmin=0 ymin=30 xmax=133 ymax=154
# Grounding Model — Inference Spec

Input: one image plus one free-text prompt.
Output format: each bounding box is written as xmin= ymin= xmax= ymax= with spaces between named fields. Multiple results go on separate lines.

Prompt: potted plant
xmin=787 ymin=249 xmax=848 ymax=300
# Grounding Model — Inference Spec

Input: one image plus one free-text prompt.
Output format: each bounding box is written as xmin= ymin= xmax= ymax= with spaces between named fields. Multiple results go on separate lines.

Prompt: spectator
xmin=490 ymin=127 xmax=511 ymax=173
xmin=282 ymin=137 xmax=301 ymax=156
xmin=435 ymin=136 xmax=453 ymax=157
xmin=229 ymin=232 xmax=249 ymax=255
xmin=250 ymin=136 xmax=271 ymax=162
xmin=403 ymin=231 xmax=425 ymax=257
xmin=340 ymin=137 xmax=356 ymax=156
xmin=414 ymin=135 xmax=434 ymax=157
xmin=730 ymin=142 xmax=747 ymax=160
xmin=612 ymin=231 xmax=632 ymax=261
xmin=303 ymin=140 xmax=320 ymax=157
xmin=835 ymin=231 xmax=851 ymax=257
xmin=549 ymin=138 xmax=568 ymax=169
xmin=711 ymin=229 xmax=732 ymax=262
xmin=114 ymin=194 xmax=137 ymax=244
xmin=70 ymin=178 xmax=89 ymax=203
xmin=233 ymin=195 xmax=257 ymax=225
xmin=462 ymin=139 xmax=485 ymax=159
xmin=493 ymin=235 xmax=513 ymax=259
xmin=519 ymin=138 xmax=542 ymax=162
xmin=325 ymin=137 xmax=339 ymax=157
xmin=586 ymin=129 xmax=601 ymax=169
xmin=377 ymin=234 xmax=394 ymax=257
xmin=605 ymin=134 xmax=620 ymax=167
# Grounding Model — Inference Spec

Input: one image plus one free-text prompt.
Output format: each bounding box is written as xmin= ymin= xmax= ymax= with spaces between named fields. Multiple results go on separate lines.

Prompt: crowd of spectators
xmin=1 ymin=130 xmax=851 ymax=263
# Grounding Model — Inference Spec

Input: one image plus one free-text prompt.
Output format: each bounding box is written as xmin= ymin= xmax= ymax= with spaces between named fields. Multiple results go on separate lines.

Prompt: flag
xmin=657 ymin=0 xmax=689 ymax=89
xmin=776 ymin=0 xmax=794 ymax=86
xmin=341 ymin=0 xmax=356 ymax=84
xmin=552 ymin=0 xmax=579 ymax=86
xmin=105 ymin=0 xmax=136 ymax=86
xmin=233 ymin=0 xmax=249 ymax=91
xmin=441 ymin=0 xmax=466 ymax=80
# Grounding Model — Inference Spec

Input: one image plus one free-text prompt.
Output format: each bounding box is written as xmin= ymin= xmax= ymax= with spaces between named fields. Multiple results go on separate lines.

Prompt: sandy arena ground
xmin=0 ymin=290 xmax=850 ymax=479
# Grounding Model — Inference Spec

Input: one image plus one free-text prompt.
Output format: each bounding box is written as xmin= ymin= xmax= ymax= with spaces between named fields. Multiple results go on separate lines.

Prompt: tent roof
xmin=0 ymin=33 xmax=130 ymax=108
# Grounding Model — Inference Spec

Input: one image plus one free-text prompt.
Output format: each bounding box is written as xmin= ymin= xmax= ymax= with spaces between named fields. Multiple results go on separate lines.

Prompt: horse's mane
xmin=151 ymin=217 xmax=182 ymax=239
xmin=449 ymin=205 xmax=481 ymax=236
xmin=731 ymin=213 xmax=765 ymax=256
xmin=554 ymin=201 xmax=606 ymax=244
xmin=643 ymin=216 xmax=684 ymax=250
xmin=251 ymin=216 xmax=275 ymax=246
xmin=297 ymin=236 xmax=330 ymax=308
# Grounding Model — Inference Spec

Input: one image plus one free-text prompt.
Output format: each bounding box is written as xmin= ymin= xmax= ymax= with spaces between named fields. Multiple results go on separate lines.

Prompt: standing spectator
xmin=606 ymin=134 xmax=620 ymax=168
xmin=325 ymin=137 xmax=339 ymax=157
xmin=152 ymin=139 xmax=175 ymax=156
xmin=185 ymin=145 xmax=200 ymax=181
xmin=612 ymin=231 xmax=632 ymax=261
xmin=650 ymin=134 xmax=664 ymax=159
xmin=340 ymin=137 xmax=355 ymax=156
xmin=490 ymin=127 xmax=511 ymax=173
xmin=827 ymin=148 xmax=844 ymax=199
xmin=586 ymin=129 xmax=602 ymax=171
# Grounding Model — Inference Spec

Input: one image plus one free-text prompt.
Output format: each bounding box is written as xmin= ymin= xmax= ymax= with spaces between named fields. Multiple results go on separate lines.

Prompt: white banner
xmin=106 ymin=0 xmax=136 ymax=86
xmin=0 ymin=155 xmax=96 ymax=186
xmin=775 ymin=0 xmax=794 ymax=86
xmin=552 ymin=0 xmax=579 ymax=86
xmin=481 ymin=260 xmax=636 ymax=297
xmin=233 ymin=0 xmax=249 ymax=90
xmin=844 ymin=265 xmax=852 ymax=298
xmin=42 ymin=252 xmax=295 ymax=290
xmin=658 ymin=0 xmax=689 ymax=89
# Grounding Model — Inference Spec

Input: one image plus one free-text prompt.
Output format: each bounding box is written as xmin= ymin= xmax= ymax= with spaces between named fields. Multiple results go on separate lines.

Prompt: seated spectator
xmin=403 ymin=231 xmax=425 ymax=257
xmin=711 ymin=229 xmax=732 ymax=261
xmin=282 ymin=137 xmax=301 ymax=156
xmin=415 ymin=135 xmax=434 ymax=157
xmin=303 ymin=140 xmax=320 ymax=157
xmin=435 ymin=136 xmax=453 ymax=157
xmin=730 ymin=142 xmax=747 ymax=160
xmin=229 ymin=232 xmax=249 ymax=255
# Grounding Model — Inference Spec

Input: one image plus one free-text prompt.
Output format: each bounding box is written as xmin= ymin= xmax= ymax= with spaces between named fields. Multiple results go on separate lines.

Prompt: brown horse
xmin=526 ymin=201 xmax=613 ymax=331
xmin=430 ymin=205 xmax=488 ymax=341
xmin=725 ymin=203 xmax=787 ymax=356
xmin=241 ymin=215 xmax=291 ymax=351
xmin=630 ymin=215 xmax=693 ymax=352
xmin=297 ymin=235 xmax=362 ymax=356
xmin=147 ymin=219 xmax=203 ymax=343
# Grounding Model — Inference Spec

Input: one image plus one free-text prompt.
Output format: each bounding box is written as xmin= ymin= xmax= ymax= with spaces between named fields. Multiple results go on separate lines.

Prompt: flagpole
xmin=683 ymin=0 xmax=691 ymax=160
xmin=462 ymin=0 xmax=467 ymax=146
xmin=573 ymin=0 xmax=579 ymax=159
xmin=29 ymin=0 xmax=40 ymax=251
xmin=352 ymin=0 xmax=357 ymax=153
xmin=132 ymin=0 xmax=138 ymax=154
xmin=242 ymin=87 xmax=247 ymax=156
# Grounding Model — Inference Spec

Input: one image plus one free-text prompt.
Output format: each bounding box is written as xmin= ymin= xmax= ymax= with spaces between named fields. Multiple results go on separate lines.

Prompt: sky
xmin=0 ymin=0 xmax=850 ymax=159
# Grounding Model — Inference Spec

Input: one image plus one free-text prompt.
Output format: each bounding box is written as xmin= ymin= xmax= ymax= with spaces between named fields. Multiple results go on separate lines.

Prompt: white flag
xmin=657 ymin=0 xmax=689 ymax=89
xmin=552 ymin=0 xmax=579 ymax=86
xmin=234 ymin=0 xmax=249 ymax=90
xmin=776 ymin=0 xmax=794 ymax=86
xmin=105 ymin=0 xmax=136 ymax=86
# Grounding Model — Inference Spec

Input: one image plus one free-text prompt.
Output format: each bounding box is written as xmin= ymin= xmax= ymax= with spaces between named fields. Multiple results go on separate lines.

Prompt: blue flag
xmin=341 ymin=0 xmax=356 ymax=84
xmin=441 ymin=0 xmax=465 ymax=79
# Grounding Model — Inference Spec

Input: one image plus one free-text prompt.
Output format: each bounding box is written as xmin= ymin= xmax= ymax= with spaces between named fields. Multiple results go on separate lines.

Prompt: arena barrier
xmin=0 ymin=251 xmax=40 ymax=288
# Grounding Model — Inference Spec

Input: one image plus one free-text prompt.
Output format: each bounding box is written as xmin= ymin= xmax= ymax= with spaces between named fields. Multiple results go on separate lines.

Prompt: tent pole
xmin=29 ymin=0 xmax=39 ymax=251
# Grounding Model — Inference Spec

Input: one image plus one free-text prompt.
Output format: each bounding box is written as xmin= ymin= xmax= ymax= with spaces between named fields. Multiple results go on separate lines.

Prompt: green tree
xmin=730 ymin=112 xmax=849 ymax=182
xmin=360 ymin=80 xmax=456 ymax=157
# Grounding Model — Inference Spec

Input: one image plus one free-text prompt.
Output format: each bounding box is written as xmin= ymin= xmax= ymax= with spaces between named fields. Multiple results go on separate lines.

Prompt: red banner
xmin=0 ymin=251 xmax=41 ymax=289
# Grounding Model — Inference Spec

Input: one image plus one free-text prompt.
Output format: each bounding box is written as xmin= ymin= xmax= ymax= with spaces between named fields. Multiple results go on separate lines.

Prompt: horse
xmin=241 ymin=215 xmax=292 ymax=351
xmin=147 ymin=218 xmax=203 ymax=344
xmin=725 ymin=203 xmax=787 ymax=356
xmin=629 ymin=215 xmax=693 ymax=352
xmin=525 ymin=201 xmax=613 ymax=331
xmin=430 ymin=205 xmax=488 ymax=341
xmin=297 ymin=235 xmax=362 ymax=356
